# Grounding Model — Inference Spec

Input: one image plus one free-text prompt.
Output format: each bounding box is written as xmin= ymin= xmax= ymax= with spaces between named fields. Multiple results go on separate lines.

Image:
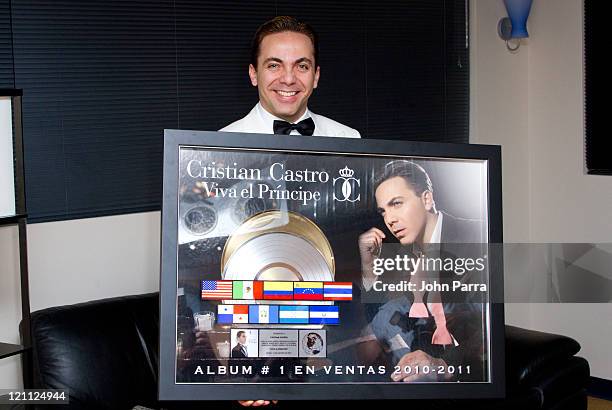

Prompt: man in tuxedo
xmin=220 ymin=16 xmax=360 ymax=138
xmin=224 ymin=16 xmax=360 ymax=407
xmin=359 ymin=160 xmax=482 ymax=289
xmin=231 ymin=331 xmax=249 ymax=358
xmin=358 ymin=160 xmax=486 ymax=382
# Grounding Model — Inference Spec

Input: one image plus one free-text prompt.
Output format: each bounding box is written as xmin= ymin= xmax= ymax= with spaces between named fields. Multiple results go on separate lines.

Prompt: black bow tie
xmin=273 ymin=117 xmax=315 ymax=136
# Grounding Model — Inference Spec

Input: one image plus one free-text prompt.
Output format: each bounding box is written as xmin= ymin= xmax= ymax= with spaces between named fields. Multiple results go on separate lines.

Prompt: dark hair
xmin=251 ymin=16 xmax=319 ymax=67
xmin=373 ymin=160 xmax=434 ymax=197
xmin=236 ymin=331 xmax=246 ymax=339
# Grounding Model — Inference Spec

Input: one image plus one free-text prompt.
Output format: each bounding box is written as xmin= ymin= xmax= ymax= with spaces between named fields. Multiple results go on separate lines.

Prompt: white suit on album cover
xmin=220 ymin=102 xmax=361 ymax=138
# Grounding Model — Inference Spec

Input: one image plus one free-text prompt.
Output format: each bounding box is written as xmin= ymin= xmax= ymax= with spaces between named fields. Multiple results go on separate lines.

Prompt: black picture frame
xmin=159 ymin=130 xmax=505 ymax=401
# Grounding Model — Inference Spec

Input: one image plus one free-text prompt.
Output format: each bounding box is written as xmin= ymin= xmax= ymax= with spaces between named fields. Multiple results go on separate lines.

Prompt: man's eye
xmin=298 ymin=64 xmax=309 ymax=71
xmin=268 ymin=63 xmax=279 ymax=69
xmin=392 ymin=201 xmax=402 ymax=207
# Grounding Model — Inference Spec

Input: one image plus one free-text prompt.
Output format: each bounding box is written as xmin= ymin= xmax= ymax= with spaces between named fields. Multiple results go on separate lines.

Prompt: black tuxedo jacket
xmin=231 ymin=344 xmax=247 ymax=358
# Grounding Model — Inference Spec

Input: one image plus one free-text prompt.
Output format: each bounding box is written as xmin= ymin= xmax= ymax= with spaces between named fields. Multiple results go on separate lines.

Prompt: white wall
xmin=27 ymin=212 xmax=161 ymax=312
xmin=0 ymin=226 xmax=23 ymax=389
xmin=469 ymin=0 xmax=533 ymax=327
xmin=0 ymin=212 xmax=161 ymax=389
xmin=0 ymin=97 xmax=16 ymax=217
xmin=471 ymin=0 xmax=612 ymax=379
xmin=526 ymin=0 xmax=612 ymax=380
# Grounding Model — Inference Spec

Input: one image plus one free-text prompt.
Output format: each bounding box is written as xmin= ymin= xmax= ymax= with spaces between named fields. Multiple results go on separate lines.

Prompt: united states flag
xmin=201 ymin=280 xmax=233 ymax=300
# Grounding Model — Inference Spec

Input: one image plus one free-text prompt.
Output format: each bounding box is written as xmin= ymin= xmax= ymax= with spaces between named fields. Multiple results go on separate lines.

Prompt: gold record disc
xmin=221 ymin=210 xmax=335 ymax=281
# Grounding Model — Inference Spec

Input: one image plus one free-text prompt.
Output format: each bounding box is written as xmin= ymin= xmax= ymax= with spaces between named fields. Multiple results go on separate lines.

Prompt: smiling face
xmin=375 ymin=176 xmax=434 ymax=245
xmin=249 ymin=31 xmax=320 ymax=123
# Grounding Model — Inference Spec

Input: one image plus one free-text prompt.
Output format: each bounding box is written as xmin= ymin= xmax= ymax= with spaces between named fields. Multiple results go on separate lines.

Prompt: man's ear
xmin=249 ymin=64 xmax=258 ymax=86
xmin=313 ymin=66 xmax=320 ymax=89
xmin=422 ymin=191 xmax=435 ymax=212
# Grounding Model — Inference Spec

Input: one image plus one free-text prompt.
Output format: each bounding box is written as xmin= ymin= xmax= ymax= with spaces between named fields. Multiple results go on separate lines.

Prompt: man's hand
xmin=391 ymin=350 xmax=452 ymax=383
xmin=358 ymin=228 xmax=385 ymax=286
xmin=238 ymin=400 xmax=278 ymax=407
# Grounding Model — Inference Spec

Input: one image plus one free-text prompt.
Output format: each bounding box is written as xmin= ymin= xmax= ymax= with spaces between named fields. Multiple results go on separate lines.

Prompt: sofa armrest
xmin=505 ymin=325 xmax=582 ymax=386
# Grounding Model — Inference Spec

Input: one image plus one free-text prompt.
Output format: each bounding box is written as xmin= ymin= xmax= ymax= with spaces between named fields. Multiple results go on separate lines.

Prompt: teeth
xmin=277 ymin=90 xmax=297 ymax=97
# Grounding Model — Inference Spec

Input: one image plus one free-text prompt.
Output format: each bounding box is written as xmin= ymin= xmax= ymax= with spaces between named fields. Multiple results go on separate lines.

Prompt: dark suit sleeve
xmin=231 ymin=345 xmax=245 ymax=358
xmin=437 ymin=307 xmax=487 ymax=382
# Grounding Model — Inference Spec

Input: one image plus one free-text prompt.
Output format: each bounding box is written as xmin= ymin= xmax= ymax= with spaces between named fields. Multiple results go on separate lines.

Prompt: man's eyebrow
xmin=295 ymin=57 xmax=313 ymax=65
xmin=262 ymin=57 xmax=283 ymax=64
xmin=386 ymin=196 xmax=403 ymax=207
xmin=262 ymin=57 xmax=314 ymax=65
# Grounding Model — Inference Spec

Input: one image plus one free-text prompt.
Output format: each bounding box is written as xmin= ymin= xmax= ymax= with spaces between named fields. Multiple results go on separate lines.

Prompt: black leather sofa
xmin=25 ymin=293 xmax=590 ymax=410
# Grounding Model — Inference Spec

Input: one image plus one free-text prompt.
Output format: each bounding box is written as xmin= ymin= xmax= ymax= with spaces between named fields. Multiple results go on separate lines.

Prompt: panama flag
xmin=263 ymin=281 xmax=294 ymax=300
xmin=217 ymin=304 xmax=249 ymax=324
xmin=233 ymin=281 xmax=264 ymax=300
xmin=249 ymin=305 xmax=279 ymax=324
xmin=293 ymin=282 xmax=324 ymax=301
xmin=323 ymin=282 xmax=353 ymax=301
xmin=309 ymin=305 xmax=340 ymax=325
xmin=278 ymin=306 xmax=309 ymax=324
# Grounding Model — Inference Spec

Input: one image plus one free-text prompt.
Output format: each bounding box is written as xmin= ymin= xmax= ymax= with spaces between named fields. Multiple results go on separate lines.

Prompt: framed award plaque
xmin=159 ymin=130 xmax=505 ymax=400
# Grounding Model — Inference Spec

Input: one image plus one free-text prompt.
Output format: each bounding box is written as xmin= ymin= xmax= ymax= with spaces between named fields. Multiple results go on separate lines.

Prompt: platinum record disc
xmin=223 ymin=232 xmax=334 ymax=282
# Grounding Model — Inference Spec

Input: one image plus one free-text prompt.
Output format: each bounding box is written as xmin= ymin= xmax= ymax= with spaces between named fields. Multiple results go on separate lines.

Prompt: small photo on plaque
xmin=230 ymin=329 xmax=258 ymax=358
xmin=259 ymin=329 xmax=299 ymax=357
xmin=299 ymin=329 xmax=327 ymax=358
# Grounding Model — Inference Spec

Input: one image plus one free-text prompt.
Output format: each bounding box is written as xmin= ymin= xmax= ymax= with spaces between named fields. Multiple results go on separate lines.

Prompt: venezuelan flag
xmin=293 ymin=282 xmax=324 ymax=301
xmin=263 ymin=281 xmax=294 ymax=300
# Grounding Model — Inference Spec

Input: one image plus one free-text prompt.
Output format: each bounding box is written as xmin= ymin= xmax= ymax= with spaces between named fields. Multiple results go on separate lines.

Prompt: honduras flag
xmin=309 ymin=305 xmax=340 ymax=325
xmin=279 ymin=306 xmax=309 ymax=324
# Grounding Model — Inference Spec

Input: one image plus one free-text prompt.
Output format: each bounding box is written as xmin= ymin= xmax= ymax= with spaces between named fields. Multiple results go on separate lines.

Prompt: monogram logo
xmin=333 ymin=166 xmax=361 ymax=202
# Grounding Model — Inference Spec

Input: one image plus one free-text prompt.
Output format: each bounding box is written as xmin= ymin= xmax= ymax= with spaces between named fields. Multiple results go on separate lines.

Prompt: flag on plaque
xmin=201 ymin=280 xmax=233 ymax=300
xmin=217 ymin=304 xmax=249 ymax=324
xmin=263 ymin=281 xmax=294 ymax=300
xmin=323 ymin=282 xmax=353 ymax=301
xmin=293 ymin=282 xmax=324 ymax=301
xmin=278 ymin=305 xmax=309 ymax=324
xmin=232 ymin=281 xmax=263 ymax=300
xmin=309 ymin=305 xmax=340 ymax=325
xmin=249 ymin=305 xmax=279 ymax=324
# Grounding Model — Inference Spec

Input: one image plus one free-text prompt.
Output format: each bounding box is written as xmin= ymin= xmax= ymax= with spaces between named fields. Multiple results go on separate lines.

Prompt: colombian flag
xmin=263 ymin=281 xmax=294 ymax=300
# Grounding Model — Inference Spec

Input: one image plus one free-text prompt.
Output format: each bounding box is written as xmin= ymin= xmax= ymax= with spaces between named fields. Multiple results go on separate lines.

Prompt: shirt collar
xmin=429 ymin=212 xmax=443 ymax=244
xmin=256 ymin=102 xmax=311 ymax=129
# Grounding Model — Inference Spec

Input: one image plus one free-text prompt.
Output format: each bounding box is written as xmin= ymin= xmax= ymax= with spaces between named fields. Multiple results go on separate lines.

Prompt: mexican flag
xmin=232 ymin=280 xmax=263 ymax=300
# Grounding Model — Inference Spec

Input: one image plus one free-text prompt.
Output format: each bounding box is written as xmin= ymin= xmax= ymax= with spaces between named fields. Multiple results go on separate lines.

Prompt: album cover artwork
xmin=159 ymin=131 xmax=504 ymax=400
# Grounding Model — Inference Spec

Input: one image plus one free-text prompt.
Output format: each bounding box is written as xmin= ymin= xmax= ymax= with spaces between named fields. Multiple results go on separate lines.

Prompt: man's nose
xmin=280 ymin=67 xmax=296 ymax=84
xmin=385 ymin=211 xmax=398 ymax=227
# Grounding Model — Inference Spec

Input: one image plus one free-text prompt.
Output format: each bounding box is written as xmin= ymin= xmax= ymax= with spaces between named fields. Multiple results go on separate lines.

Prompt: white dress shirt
xmin=220 ymin=102 xmax=361 ymax=138
xmin=429 ymin=211 xmax=443 ymax=244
